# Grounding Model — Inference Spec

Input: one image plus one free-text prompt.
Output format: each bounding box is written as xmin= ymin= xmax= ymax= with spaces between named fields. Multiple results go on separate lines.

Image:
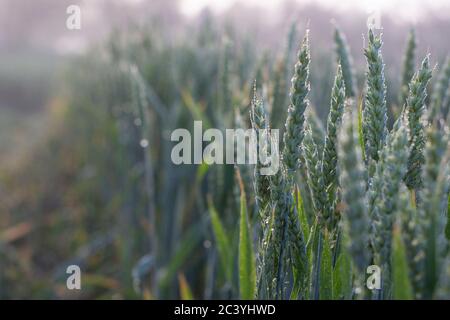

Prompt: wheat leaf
xmin=208 ymin=198 xmax=232 ymax=282
xmin=237 ymin=171 xmax=256 ymax=299
xmin=332 ymin=250 xmax=352 ymax=300
xmin=296 ymin=186 xmax=310 ymax=241
xmin=319 ymin=231 xmax=333 ymax=299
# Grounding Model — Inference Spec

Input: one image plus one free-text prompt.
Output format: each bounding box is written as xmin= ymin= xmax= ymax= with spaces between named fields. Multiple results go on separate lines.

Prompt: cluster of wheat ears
xmin=217 ymin=27 xmax=450 ymax=300
xmin=125 ymin=23 xmax=450 ymax=299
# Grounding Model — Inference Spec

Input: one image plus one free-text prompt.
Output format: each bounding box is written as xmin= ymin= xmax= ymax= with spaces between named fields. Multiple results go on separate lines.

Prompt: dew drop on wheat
xmin=203 ymin=240 xmax=212 ymax=249
xmin=140 ymin=139 xmax=149 ymax=148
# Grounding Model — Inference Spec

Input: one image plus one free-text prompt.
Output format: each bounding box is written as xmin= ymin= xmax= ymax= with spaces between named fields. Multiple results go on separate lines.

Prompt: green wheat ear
xmin=362 ymin=29 xmax=388 ymax=176
xmin=322 ymin=64 xmax=346 ymax=223
xmin=398 ymin=185 xmax=425 ymax=299
xmin=370 ymin=119 xmax=410 ymax=297
xmin=250 ymin=89 xmax=271 ymax=211
xmin=282 ymin=30 xmax=310 ymax=173
xmin=429 ymin=56 xmax=450 ymax=122
xmin=334 ymin=27 xmax=356 ymax=97
xmin=404 ymin=55 xmax=433 ymax=190
xmin=419 ymin=123 xmax=450 ymax=298
xmin=266 ymin=167 xmax=290 ymax=299
xmin=399 ymin=29 xmax=417 ymax=107
xmin=338 ymin=99 xmax=370 ymax=275
xmin=306 ymin=108 xmax=325 ymax=156
xmin=303 ymin=122 xmax=327 ymax=225
xmin=260 ymin=29 xmax=312 ymax=300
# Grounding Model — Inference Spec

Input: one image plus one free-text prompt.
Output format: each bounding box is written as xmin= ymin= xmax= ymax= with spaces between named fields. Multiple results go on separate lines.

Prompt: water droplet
xmin=203 ymin=240 xmax=212 ymax=249
xmin=134 ymin=118 xmax=142 ymax=126
xmin=140 ymin=139 xmax=149 ymax=148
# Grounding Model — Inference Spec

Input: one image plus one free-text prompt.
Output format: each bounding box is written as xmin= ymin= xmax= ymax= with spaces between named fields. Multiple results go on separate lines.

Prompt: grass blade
xmin=237 ymin=170 xmax=256 ymax=299
xmin=332 ymin=250 xmax=352 ymax=299
xmin=295 ymin=186 xmax=310 ymax=243
xmin=319 ymin=232 xmax=333 ymax=299
xmin=208 ymin=197 xmax=232 ymax=282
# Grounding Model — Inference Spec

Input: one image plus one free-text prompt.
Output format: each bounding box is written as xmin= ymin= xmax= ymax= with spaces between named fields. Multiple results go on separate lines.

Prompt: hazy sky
xmin=180 ymin=0 xmax=450 ymax=21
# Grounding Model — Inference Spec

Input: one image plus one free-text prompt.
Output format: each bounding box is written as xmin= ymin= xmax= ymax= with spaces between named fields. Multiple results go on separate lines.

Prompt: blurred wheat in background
xmin=0 ymin=0 xmax=449 ymax=299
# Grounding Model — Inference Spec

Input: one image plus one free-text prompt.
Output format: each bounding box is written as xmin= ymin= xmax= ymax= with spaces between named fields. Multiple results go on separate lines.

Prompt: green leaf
xmin=306 ymin=218 xmax=319 ymax=299
xmin=208 ymin=198 xmax=232 ymax=282
xmin=393 ymin=229 xmax=413 ymax=299
xmin=332 ymin=250 xmax=352 ymax=300
xmin=319 ymin=231 xmax=333 ymax=300
xmin=238 ymin=176 xmax=256 ymax=300
xmin=311 ymin=227 xmax=322 ymax=299
xmin=296 ymin=186 xmax=310 ymax=241
xmin=306 ymin=218 xmax=319 ymax=264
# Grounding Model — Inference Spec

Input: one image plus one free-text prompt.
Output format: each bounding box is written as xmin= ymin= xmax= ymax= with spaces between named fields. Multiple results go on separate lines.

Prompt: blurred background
xmin=0 ymin=0 xmax=449 ymax=299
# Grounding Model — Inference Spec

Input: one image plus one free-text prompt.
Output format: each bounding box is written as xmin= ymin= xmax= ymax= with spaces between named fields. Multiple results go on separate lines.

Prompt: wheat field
xmin=0 ymin=1 xmax=449 ymax=300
